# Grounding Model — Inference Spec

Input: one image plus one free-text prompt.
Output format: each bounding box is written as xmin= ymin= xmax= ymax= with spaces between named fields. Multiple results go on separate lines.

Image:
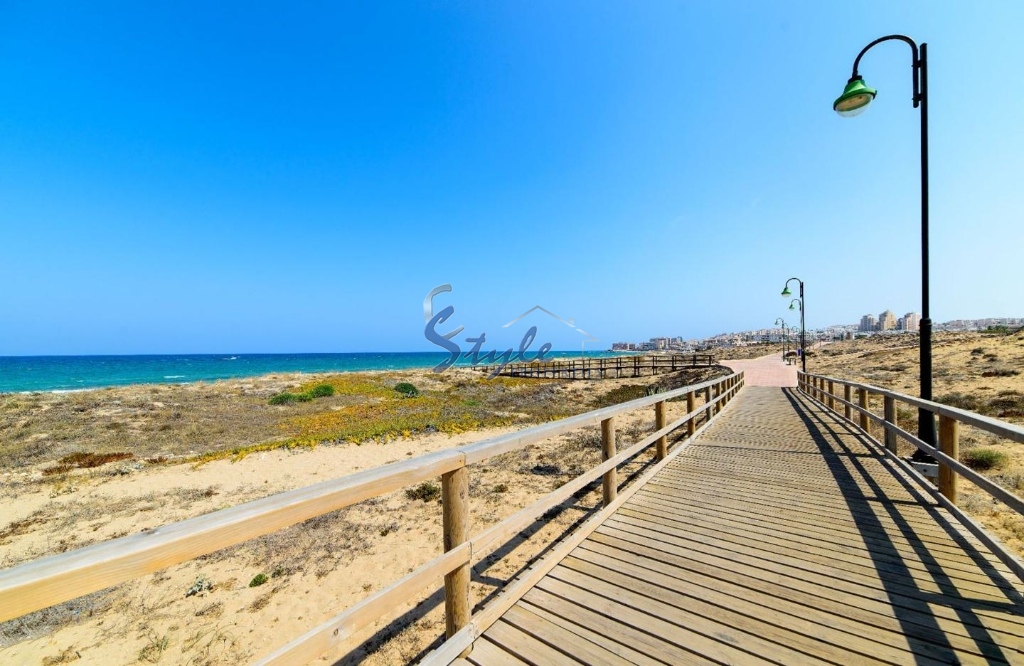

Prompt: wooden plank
xmin=631 ymin=490 xmax=1011 ymax=576
xmin=516 ymin=597 xmax=666 ymax=666
xmin=537 ymin=574 xmax=793 ymax=665
xmin=596 ymin=521 xmax=1024 ymax=632
xmin=578 ymin=537 xmax=1022 ymax=661
xmin=588 ymin=527 xmax=1024 ymax=646
xmin=619 ymin=500 xmax=1019 ymax=591
xmin=529 ymin=582 xmax=743 ymax=666
xmin=645 ymin=475 xmax=967 ymax=539
xmin=465 ymin=638 xmax=532 ymax=666
xmin=632 ymin=483 xmax=1010 ymax=570
xmin=503 ymin=605 xmax=636 ymax=666
xmin=606 ymin=510 xmax=1019 ymax=607
xmin=561 ymin=551 xmax=969 ymax=665
xmin=484 ymin=619 xmax=581 ymax=666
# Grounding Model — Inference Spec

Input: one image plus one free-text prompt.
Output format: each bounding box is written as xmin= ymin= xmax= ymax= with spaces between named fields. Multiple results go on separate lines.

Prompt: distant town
xmin=610 ymin=313 xmax=1024 ymax=352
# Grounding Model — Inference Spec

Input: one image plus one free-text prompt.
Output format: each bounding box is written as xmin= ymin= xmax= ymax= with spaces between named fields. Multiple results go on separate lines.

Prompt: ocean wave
xmin=164 ymin=375 xmax=186 ymax=379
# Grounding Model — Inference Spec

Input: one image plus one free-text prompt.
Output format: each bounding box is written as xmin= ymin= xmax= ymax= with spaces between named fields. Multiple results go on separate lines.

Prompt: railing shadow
xmin=328 ymin=429 xmax=669 ymax=665
xmin=782 ymin=387 xmax=1022 ymax=663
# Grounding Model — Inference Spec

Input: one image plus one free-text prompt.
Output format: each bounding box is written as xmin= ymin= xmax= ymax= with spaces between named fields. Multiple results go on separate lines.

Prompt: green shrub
xmin=308 ymin=384 xmax=335 ymax=398
xmin=405 ymin=481 xmax=440 ymax=502
xmin=394 ymin=382 xmax=419 ymax=397
xmin=962 ymin=447 xmax=1009 ymax=471
xmin=249 ymin=573 xmax=268 ymax=587
xmin=269 ymin=393 xmax=300 ymax=405
xmin=269 ymin=384 xmax=334 ymax=405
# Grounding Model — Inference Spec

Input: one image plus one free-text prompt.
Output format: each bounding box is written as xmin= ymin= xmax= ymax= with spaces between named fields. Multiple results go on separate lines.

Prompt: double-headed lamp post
xmin=833 ymin=34 xmax=937 ymax=449
xmin=774 ymin=318 xmax=788 ymax=360
xmin=781 ymin=278 xmax=806 ymax=373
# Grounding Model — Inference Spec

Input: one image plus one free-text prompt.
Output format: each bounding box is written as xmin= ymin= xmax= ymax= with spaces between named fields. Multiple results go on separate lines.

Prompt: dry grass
xmin=0 ymin=364 xmax=728 ymax=664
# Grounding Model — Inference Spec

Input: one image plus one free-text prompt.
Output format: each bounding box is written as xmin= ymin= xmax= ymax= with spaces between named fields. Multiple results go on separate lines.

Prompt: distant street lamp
xmin=781 ymin=278 xmax=806 ymax=373
xmin=833 ymin=34 xmax=937 ymax=450
xmin=774 ymin=318 xmax=789 ymax=360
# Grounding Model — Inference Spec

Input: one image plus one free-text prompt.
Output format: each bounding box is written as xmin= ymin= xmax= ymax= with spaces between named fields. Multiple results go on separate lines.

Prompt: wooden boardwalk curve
xmin=454 ymin=387 xmax=1024 ymax=665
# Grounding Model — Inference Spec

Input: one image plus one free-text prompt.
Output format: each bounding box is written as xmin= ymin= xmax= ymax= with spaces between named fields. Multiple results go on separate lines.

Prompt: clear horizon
xmin=2 ymin=2 xmax=1022 ymax=355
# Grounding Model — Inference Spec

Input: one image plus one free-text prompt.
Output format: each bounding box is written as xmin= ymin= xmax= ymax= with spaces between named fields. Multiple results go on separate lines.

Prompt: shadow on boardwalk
xmin=784 ymin=387 xmax=1024 ymax=663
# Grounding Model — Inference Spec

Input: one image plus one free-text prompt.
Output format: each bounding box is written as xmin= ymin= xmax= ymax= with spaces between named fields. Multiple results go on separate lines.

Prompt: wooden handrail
xmin=490 ymin=353 xmax=717 ymax=379
xmin=798 ymin=370 xmax=1024 ymax=516
xmin=799 ymin=372 xmax=1024 ymax=444
xmin=0 ymin=370 xmax=744 ymax=666
xmin=797 ymin=370 xmax=1024 ymax=580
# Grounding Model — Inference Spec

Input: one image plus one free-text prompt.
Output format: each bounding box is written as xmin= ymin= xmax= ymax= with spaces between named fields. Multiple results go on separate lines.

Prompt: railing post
xmin=655 ymin=400 xmax=667 ymax=460
xmin=441 ymin=466 xmax=470 ymax=640
xmin=686 ymin=390 xmax=696 ymax=437
xmin=939 ymin=414 xmax=959 ymax=504
xmin=828 ymin=380 xmax=835 ymax=410
xmin=859 ymin=389 xmax=870 ymax=433
xmin=705 ymin=386 xmax=714 ymax=420
xmin=601 ymin=417 xmax=617 ymax=505
xmin=883 ymin=396 xmax=897 ymax=454
xmin=844 ymin=385 xmax=852 ymax=420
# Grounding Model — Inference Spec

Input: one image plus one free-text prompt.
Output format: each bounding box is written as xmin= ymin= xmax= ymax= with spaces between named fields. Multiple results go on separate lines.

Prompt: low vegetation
xmin=43 ymin=451 xmax=134 ymax=476
xmin=405 ymin=482 xmax=440 ymax=502
xmin=268 ymin=383 xmax=336 ymax=405
xmin=962 ymin=447 xmax=1009 ymax=471
xmin=394 ymin=382 xmax=419 ymax=397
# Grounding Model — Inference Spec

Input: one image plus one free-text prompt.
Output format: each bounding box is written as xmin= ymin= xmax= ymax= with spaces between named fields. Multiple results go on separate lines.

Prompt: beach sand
xmin=1 ymin=364 xmax=724 ymax=665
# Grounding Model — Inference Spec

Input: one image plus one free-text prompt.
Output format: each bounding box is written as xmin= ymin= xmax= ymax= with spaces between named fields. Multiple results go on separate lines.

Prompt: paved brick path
xmin=721 ymin=352 xmax=798 ymax=387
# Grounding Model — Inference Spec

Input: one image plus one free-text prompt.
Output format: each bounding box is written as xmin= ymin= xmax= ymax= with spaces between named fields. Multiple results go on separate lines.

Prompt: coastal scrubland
xmin=0 ymin=364 xmax=724 ymax=665
xmin=4 ymin=330 xmax=1023 ymax=665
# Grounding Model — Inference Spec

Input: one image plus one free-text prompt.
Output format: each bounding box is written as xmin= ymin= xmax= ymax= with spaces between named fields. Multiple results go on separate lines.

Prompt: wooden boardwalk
xmin=492 ymin=354 xmax=716 ymax=380
xmin=455 ymin=387 xmax=1024 ymax=665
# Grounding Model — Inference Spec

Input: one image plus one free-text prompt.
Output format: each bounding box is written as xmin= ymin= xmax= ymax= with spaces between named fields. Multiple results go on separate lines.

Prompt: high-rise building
xmin=902 ymin=312 xmax=920 ymax=332
xmin=878 ymin=310 xmax=897 ymax=331
xmin=860 ymin=314 xmax=877 ymax=332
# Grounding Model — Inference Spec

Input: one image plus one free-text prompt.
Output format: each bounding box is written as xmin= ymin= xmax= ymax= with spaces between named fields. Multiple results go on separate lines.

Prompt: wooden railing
xmin=798 ymin=371 xmax=1024 ymax=580
xmin=0 ymin=372 xmax=744 ymax=665
xmin=493 ymin=353 xmax=716 ymax=379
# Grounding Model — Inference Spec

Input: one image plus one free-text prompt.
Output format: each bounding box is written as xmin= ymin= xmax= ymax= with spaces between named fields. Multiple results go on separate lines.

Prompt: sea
xmin=0 ymin=351 xmax=631 ymax=393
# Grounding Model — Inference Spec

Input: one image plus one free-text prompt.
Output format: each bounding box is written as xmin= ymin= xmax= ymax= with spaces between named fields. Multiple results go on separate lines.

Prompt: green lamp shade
xmin=789 ymin=303 xmax=796 ymax=310
xmin=834 ymin=76 xmax=877 ymax=118
xmin=781 ymin=286 xmax=791 ymax=297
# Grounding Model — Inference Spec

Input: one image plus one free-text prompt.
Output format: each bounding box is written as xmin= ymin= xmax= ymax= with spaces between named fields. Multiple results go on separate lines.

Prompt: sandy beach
xmin=0 ymin=364 xmax=725 ymax=665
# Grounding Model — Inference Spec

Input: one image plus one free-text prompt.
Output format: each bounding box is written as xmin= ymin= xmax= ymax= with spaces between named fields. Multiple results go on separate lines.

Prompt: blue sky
xmin=1 ymin=1 xmax=1021 ymax=354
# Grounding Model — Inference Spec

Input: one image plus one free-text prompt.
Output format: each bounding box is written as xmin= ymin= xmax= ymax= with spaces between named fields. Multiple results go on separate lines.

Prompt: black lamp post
xmin=775 ymin=318 xmax=788 ymax=360
xmin=833 ymin=35 xmax=937 ymax=450
xmin=781 ymin=278 xmax=806 ymax=373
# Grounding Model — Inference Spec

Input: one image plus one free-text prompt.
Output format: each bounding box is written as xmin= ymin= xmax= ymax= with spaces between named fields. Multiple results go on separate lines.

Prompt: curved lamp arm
xmin=850 ymin=34 xmax=922 ymax=108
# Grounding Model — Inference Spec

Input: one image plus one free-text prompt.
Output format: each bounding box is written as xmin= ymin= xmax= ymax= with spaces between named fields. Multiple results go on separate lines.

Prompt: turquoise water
xmin=0 ymin=351 xmax=629 ymax=393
